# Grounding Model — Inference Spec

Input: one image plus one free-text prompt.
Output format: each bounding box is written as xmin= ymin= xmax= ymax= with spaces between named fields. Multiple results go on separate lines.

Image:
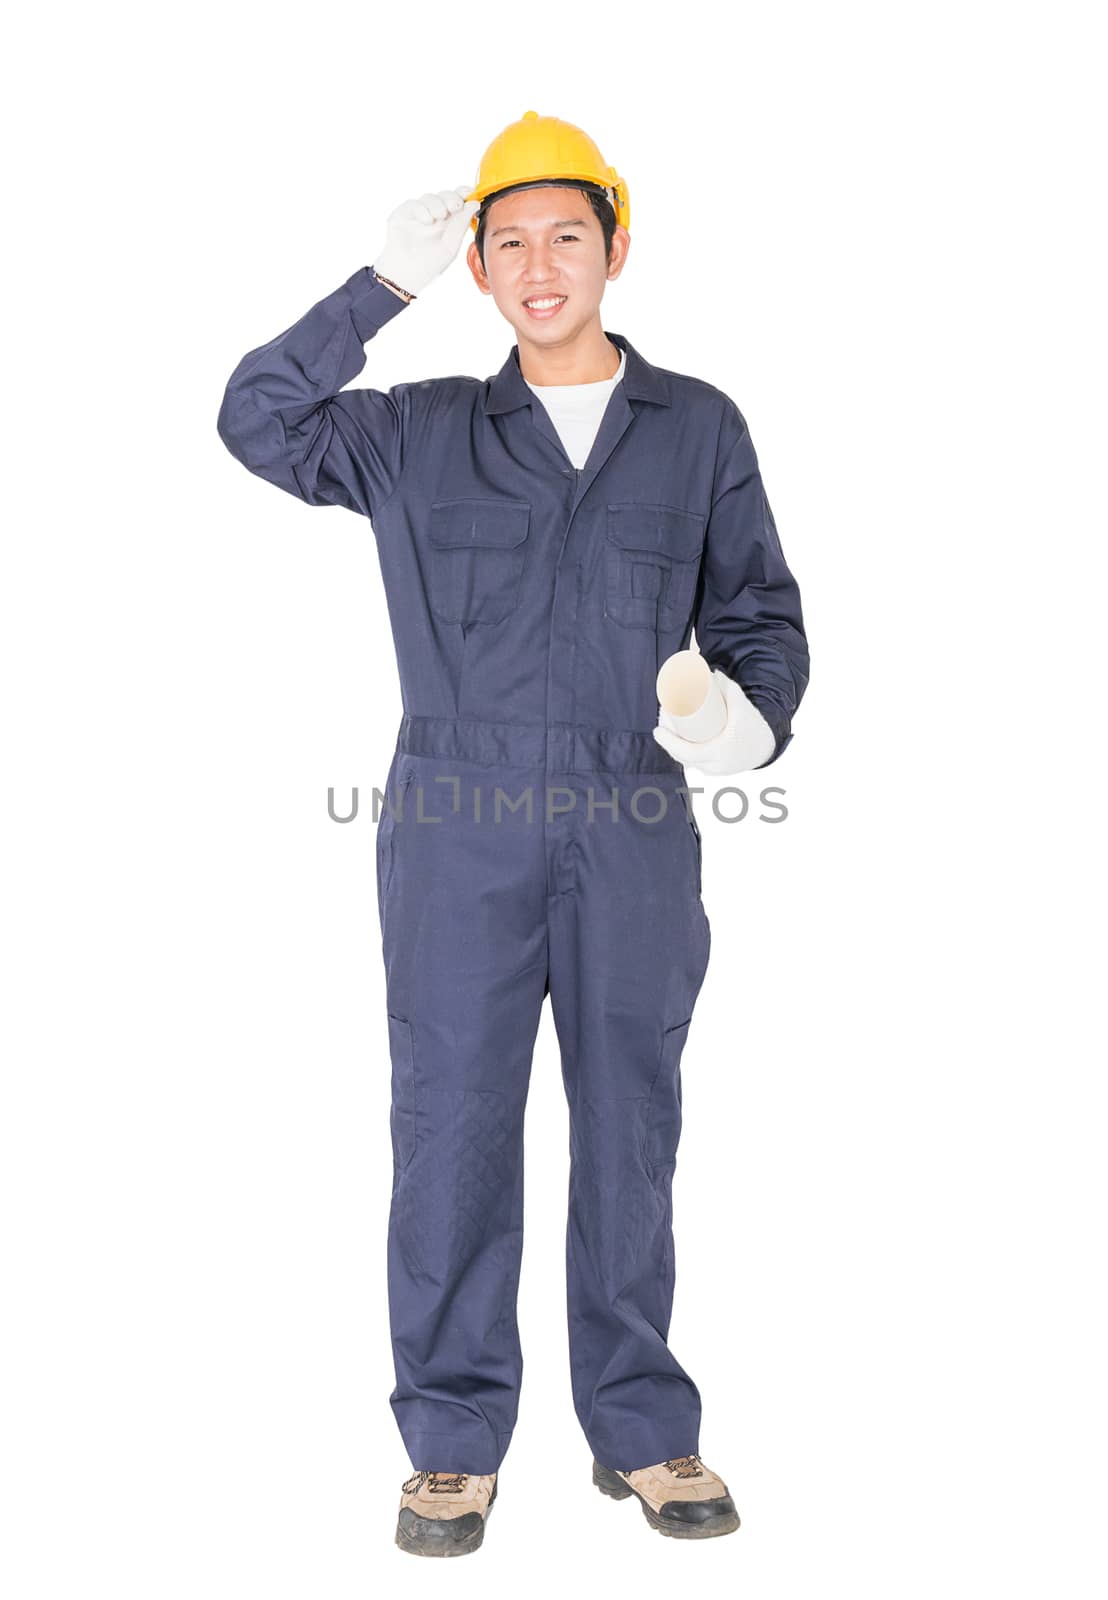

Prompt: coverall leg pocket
xmin=387 ymin=1013 xmax=417 ymax=1171
xmin=376 ymin=767 xmax=413 ymax=935
xmin=644 ymin=1020 xmax=690 ymax=1181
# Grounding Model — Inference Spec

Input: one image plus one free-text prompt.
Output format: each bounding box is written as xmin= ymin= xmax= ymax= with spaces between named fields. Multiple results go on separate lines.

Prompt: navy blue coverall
xmin=217 ymin=266 xmax=809 ymax=1475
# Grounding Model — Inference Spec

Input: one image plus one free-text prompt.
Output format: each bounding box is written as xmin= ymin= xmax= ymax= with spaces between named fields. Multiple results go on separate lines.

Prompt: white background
xmin=3 ymin=3 xmax=1104 ymax=1595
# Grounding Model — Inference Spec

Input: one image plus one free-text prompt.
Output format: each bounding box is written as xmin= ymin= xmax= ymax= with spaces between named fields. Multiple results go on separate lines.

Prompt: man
xmin=217 ymin=110 xmax=808 ymax=1557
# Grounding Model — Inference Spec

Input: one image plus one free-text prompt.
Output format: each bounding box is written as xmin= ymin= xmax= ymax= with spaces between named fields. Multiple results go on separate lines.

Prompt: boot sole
xmin=592 ymin=1459 xmax=741 ymax=1539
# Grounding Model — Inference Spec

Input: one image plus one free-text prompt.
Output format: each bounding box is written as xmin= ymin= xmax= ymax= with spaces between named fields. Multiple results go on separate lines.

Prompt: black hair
xmin=475 ymin=184 xmax=618 ymax=273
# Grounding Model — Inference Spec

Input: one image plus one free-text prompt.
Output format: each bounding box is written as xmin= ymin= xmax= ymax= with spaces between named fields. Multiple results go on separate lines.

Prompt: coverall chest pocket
xmin=604 ymin=503 xmax=705 ymax=631
xmin=428 ymin=498 xmax=531 ymax=625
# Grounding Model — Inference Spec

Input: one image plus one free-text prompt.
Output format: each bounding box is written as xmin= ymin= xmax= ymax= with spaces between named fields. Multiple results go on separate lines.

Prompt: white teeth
xmin=525 ymin=296 xmax=566 ymax=309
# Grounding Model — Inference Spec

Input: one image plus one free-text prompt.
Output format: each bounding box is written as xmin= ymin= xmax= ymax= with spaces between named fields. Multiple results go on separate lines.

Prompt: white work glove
xmin=653 ymin=668 xmax=777 ymax=775
xmin=372 ymin=185 xmax=481 ymax=298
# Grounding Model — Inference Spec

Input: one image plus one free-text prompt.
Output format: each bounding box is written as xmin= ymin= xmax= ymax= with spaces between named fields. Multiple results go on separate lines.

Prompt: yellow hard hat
xmin=467 ymin=109 xmax=630 ymax=235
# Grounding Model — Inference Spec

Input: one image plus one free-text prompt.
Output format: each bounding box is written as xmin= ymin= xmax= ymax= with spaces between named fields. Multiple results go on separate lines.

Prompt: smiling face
xmin=467 ymin=184 xmax=629 ymax=350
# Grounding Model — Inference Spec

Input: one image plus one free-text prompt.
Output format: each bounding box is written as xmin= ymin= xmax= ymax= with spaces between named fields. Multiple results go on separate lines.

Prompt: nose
xmin=522 ymin=246 xmax=559 ymax=287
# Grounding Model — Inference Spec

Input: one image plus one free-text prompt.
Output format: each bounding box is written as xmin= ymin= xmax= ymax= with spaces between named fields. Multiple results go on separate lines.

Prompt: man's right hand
xmin=372 ymin=186 xmax=481 ymax=299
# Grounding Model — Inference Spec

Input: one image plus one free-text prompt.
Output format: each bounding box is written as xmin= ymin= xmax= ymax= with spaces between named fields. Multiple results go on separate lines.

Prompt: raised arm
xmin=216 ymin=186 xmax=480 ymax=518
xmin=216 ymin=268 xmax=412 ymax=516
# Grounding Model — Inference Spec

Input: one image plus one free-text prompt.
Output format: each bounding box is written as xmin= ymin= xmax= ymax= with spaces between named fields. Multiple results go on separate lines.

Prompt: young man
xmin=217 ymin=111 xmax=808 ymax=1557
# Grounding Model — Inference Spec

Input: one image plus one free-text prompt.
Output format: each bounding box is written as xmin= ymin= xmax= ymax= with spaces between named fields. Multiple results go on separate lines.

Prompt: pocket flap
xmin=606 ymin=503 xmax=704 ymax=561
xmin=430 ymin=498 xmax=531 ymax=549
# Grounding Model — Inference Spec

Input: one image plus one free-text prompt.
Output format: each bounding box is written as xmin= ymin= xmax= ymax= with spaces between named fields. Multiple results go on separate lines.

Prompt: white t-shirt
xmin=524 ymin=345 xmax=627 ymax=469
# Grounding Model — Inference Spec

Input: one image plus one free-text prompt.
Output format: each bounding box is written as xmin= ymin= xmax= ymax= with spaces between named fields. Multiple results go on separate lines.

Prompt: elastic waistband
xmin=396 ymin=715 xmax=683 ymax=776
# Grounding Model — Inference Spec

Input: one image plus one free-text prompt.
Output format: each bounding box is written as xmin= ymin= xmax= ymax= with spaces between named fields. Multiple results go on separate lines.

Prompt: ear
xmin=606 ymin=225 xmax=631 ymax=282
xmin=466 ymin=240 xmax=492 ymax=295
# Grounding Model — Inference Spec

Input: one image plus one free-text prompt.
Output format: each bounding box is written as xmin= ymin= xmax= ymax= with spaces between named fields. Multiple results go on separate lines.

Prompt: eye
xmin=499 ymin=234 xmax=581 ymax=248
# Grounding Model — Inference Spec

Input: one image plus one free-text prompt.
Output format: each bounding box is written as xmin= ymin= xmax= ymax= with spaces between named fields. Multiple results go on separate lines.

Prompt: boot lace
xmin=664 ymin=1454 xmax=704 ymax=1478
xmin=402 ymin=1469 xmax=469 ymax=1495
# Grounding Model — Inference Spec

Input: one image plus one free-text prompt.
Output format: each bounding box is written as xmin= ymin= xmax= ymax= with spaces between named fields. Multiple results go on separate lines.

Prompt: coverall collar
xmin=484 ymin=331 xmax=671 ymax=414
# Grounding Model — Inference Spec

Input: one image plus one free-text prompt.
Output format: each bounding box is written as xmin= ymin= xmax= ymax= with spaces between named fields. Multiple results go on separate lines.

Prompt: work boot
xmin=592 ymin=1453 xmax=740 ymax=1539
xmin=394 ymin=1469 xmax=498 ymax=1557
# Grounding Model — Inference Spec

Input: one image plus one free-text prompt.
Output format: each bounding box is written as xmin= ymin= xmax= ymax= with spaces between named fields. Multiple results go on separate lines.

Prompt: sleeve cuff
xmin=744 ymin=690 xmax=794 ymax=769
xmin=344 ymin=265 xmax=411 ymax=343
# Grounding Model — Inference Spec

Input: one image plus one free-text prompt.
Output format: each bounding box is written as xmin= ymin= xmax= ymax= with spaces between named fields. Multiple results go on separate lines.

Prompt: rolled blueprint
xmin=656 ymin=650 xmax=728 ymax=743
